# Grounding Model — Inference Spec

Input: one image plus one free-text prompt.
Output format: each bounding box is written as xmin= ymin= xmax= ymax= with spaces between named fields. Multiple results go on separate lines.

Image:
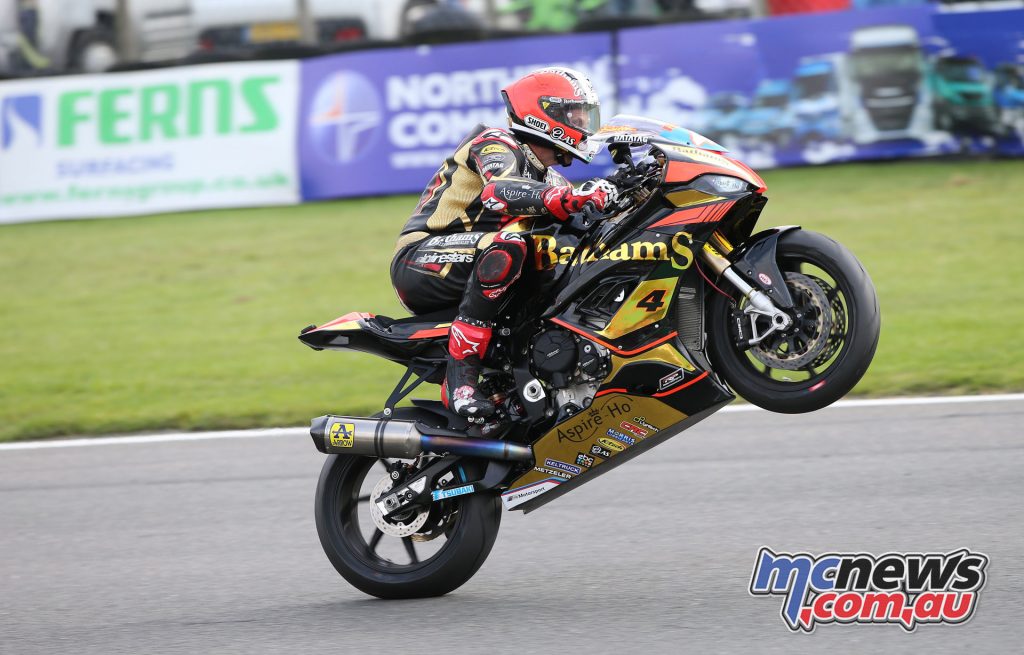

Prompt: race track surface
xmin=2 ymin=398 xmax=1022 ymax=654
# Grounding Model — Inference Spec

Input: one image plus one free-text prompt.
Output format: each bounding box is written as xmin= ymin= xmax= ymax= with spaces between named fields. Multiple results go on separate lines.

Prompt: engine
xmin=530 ymin=328 xmax=610 ymax=415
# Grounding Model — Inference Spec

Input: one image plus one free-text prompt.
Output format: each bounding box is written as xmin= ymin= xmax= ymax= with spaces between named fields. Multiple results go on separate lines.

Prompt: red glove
xmin=542 ymin=179 xmax=617 ymax=221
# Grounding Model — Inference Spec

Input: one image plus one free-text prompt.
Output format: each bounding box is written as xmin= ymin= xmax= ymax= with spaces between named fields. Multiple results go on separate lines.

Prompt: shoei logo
xmin=308 ymin=71 xmax=382 ymax=164
xmin=328 ymin=422 xmax=355 ymax=448
xmin=1 ymin=95 xmax=43 ymax=151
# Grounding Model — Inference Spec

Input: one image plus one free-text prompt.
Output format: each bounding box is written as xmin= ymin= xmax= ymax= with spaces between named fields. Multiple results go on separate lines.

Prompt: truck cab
xmin=738 ymin=78 xmax=795 ymax=147
xmin=847 ymin=24 xmax=933 ymax=143
xmin=931 ymin=55 xmax=1001 ymax=137
xmin=791 ymin=55 xmax=846 ymax=144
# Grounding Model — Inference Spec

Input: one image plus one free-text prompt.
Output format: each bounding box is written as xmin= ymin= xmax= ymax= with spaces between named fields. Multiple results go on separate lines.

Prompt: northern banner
xmin=297 ymin=33 xmax=615 ymax=201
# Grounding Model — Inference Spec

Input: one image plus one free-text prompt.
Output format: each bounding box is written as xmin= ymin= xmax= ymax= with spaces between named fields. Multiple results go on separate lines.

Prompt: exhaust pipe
xmin=310 ymin=415 xmax=533 ymax=461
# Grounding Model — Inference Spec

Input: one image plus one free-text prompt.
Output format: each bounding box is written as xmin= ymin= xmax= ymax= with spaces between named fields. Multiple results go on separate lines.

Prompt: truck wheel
xmin=70 ymin=28 xmax=118 ymax=73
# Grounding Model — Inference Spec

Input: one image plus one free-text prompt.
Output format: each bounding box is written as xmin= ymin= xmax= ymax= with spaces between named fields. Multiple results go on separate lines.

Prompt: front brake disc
xmin=750 ymin=272 xmax=832 ymax=371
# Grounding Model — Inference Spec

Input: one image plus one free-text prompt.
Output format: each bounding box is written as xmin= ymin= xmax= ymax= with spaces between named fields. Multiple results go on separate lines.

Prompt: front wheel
xmin=315 ymin=451 xmax=502 ymax=599
xmin=706 ymin=229 xmax=880 ymax=413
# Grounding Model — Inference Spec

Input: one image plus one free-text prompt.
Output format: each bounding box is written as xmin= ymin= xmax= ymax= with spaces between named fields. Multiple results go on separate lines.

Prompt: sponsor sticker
xmin=590 ymin=443 xmax=612 ymax=458
xmin=575 ymin=452 xmax=595 ymax=468
xmin=750 ymin=547 xmax=989 ymax=633
xmin=597 ymin=437 xmax=625 ymax=452
xmin=551 ymin=126 xmax=576 ymax=146
xmin=658 ymin=368 xmax=685 ymax=391
xmin=525 ymin=115 xmax=550 ymax=132
xmin=425 ymin=233 xmax=480 ymax=247
xmin=415 ymin=252 xmax=475 ymax=264
xmin=619 ymin=421 xmax=648 ymax=438
xmin=533 ymin=466 xmax=571 ymax=480
xmin=431 ymin=484 xmax=475 ymax=501
xmin=758 ymin=272 xmax=773 ymax=286
xmin=544 ymin=458 xmax=582 ymax=476
xmin=328 ymin=422 xmax=354 ymax=448
xmin=605 ymin=428 xmax=636 ymax=446
xmin=501 ymin=479 xmax=561 ymax=509
xmin=480 ymin=143 xmax=509 ymax=155
xmin=632 ymin=416 xmax=659 ymax=433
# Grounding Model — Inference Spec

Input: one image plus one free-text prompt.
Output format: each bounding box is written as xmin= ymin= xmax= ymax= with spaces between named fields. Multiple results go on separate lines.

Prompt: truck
xmin=790 ymin=54 xmax=851 ymax=144
xmin=930 ymin=54 xmax=1002 ymax=137
xmin=0 ymin=0 xmax=484 ymax=77
xmin=738 ymin=78 xmax=795 ymax=147
xmin=847 ymin=24 xmax=934 ymax=144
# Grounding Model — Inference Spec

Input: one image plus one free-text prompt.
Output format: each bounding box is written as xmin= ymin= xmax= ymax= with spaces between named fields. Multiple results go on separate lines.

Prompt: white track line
xmin=2 ymin=393 xmax=1022 ymax=451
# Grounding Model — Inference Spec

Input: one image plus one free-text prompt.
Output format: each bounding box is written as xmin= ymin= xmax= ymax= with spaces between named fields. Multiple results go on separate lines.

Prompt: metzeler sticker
xmin=533 ymin=466 xmax=571 ymax=480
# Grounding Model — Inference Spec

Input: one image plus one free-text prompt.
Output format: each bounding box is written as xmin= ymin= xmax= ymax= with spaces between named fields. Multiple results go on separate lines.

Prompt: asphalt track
xmin=1 ymin=396 xmax=1022 ymax=654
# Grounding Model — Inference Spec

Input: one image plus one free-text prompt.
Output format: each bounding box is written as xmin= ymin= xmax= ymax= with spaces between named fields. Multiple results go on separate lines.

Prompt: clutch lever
xmin=564 ymin=203 xmax=605 ymax=235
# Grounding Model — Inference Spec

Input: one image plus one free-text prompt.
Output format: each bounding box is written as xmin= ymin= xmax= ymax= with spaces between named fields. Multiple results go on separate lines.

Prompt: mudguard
xmin=729 ymin=226 xmax=802 ymax=309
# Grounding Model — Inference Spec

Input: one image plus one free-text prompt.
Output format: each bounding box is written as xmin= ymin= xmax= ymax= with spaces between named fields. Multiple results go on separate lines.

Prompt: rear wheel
xmin=706 ymin=229 xmax=880 ymax=413
xmin=315 ymin=412 xmax=501 ymax=598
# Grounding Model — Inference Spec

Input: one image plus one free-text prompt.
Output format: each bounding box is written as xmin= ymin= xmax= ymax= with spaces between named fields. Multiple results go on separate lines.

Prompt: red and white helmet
xmin=501 ymin=67 xmax=601 ymax=164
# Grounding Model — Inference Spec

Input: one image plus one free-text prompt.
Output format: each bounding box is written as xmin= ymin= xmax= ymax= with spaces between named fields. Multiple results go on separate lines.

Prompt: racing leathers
xmin=391 ymin=124 xmax=611 ymax=419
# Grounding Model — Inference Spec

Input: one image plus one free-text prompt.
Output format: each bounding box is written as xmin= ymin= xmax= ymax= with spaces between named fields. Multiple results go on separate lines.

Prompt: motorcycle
xmin=298 ymin=114 xmax=880 ymax=599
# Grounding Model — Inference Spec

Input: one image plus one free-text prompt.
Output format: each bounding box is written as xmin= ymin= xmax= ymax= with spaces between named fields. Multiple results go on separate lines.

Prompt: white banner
xmin=0 ymin=61 xmax=299 ymax=224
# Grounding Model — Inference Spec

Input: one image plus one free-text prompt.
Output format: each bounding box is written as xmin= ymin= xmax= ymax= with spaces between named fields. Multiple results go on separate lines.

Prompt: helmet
xmin=501 ymin=67 xmax=601 ymax=164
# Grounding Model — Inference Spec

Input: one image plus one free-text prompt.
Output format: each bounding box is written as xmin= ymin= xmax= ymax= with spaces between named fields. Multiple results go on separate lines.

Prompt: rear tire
xmin=315 ymin=408 xmax=502 ymax=599
xmin=706 ymin=229 xmax=880 ymax=413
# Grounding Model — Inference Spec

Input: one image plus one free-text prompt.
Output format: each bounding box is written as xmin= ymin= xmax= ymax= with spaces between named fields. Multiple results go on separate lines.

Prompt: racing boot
xmin=445 ymin=316 xmax=495 ymax=419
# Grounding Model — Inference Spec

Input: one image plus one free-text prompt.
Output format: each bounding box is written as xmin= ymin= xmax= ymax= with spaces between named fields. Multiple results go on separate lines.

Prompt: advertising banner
xmin=297 ymin=33 xmax=614 ymax=201
xmin=0 ymin=61 xmax=299 ymax=223
xmin=618 ymin=7 xmax=1024 ymax=169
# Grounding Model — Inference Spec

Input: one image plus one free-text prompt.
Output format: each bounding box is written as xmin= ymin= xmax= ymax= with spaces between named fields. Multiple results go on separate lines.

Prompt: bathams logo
xmin=308 ymin=70 xmax=382 ymax=164
xmin=1 ymin=95 xmax=42 ymax=150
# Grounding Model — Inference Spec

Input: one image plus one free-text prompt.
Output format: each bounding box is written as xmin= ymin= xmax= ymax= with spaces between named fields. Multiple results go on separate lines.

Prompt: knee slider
xmin=477 ymin=249 xmax=514 ymax=285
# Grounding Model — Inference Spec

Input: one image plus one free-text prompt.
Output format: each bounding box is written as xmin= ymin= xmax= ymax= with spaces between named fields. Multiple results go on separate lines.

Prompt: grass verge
xmin=1 ymin=159 xmax=1022 ymax=441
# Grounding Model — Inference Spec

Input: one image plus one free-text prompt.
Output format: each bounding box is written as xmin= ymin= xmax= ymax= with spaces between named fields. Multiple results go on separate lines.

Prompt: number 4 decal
xmin=636 ymin=289 xmax=667 ymax=312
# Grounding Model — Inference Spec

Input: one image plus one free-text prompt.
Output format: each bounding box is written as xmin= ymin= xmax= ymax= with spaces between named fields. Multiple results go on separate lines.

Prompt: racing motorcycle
xmin=298 ymin=115 xmax=880 ymax=599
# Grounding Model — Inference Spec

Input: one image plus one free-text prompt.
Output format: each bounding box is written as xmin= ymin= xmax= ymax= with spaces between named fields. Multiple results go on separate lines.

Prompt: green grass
xmin=1 ymin=159 xmax=1022 ymax=441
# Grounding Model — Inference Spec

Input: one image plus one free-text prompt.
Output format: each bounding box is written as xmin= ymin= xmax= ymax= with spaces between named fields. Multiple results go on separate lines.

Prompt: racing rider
xmin=391 ymin=67 xmax=616 ymax=422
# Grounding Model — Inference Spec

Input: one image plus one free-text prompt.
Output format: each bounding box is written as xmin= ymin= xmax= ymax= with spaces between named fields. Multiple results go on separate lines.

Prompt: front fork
xmin=699 ymin=231 xmax=793 ymax=346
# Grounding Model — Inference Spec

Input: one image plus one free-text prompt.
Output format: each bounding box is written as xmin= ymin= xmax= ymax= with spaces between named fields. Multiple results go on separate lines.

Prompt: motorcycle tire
xmin=705 ymin=229 xmax=880 ymax=414
xmin=315 ymin=412 xmax=502 ymax=599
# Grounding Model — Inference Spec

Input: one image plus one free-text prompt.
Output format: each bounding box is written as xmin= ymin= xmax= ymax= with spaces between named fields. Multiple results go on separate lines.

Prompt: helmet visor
xmin=541 ymin=98 xmax=601 ymax=138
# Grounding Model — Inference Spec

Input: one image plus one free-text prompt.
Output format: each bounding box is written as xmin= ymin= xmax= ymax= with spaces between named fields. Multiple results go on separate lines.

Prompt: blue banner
xmin=297 ymin=8 xmax=1024 ymax=202
xmin=618 ymin=7 xmax=1024 ymax=168
xmin=298 ymin=33 xmax=614 ymax=201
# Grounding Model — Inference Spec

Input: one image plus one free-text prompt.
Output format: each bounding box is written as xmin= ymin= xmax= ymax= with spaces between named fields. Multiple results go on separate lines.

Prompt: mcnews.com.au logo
xmin=749 ymin=547 xmax=989 ymax=632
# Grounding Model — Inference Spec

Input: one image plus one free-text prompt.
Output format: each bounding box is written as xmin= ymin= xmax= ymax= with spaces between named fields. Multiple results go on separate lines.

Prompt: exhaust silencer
xmin=310 ymin=415 xmax=532 ymax=461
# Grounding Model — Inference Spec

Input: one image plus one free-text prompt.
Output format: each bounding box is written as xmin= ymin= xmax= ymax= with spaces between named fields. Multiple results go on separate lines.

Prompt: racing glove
xmin=542 ymin=179 xmax=619 ymax=221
